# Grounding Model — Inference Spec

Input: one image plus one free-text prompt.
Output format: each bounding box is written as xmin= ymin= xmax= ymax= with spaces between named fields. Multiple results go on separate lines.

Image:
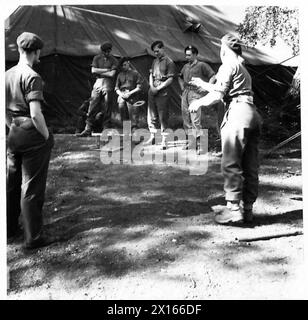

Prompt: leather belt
xmin=231 ymin=94 xmax=254 ymax=104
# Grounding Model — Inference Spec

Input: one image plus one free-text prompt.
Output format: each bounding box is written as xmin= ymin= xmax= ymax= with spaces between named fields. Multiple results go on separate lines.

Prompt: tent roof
xmin=5 ymin=5 xmax=297 ymax=66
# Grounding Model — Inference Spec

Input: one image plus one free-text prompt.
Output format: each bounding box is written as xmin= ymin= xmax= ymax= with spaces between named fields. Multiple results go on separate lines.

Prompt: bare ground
xmin=7 ymin=134 xmax=305 ymax=300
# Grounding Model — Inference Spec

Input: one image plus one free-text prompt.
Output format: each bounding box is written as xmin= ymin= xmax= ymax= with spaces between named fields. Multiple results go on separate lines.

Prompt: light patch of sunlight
xmin=88 ymin=187 xmax=165 ymax=203
xmin=82 ymin=217 xmax=104 ymax=223
xmin=256 ymin=196 xmax=302 ymax=214
xmin=107 ymin=226 xmax=208 ymax=253
xmin=107 ymin=231 xmax=163 ymax=253
xmin=113 ymin=29 xmax=132 ymax=40
xmin=140 ymin=190 xmax=169 ymax=197
xmin=19 ymin=268 xmax=45 ymax=287
xmin=259 ymin=174 xmax=302 ymax=191
xmin=53 ymin=152 xmax=97 ymax=164
xmin=61 ymin=152 xmax=95 ymax=160
xmin=123 ymin=225 xmax=152 ymax=234
xmin=101 ymin=192 xmax=145 ymax=203
xmin=43 ymin=6 xmax=54 ymax=14
xmin=85 ymin=227 xmax=111 ymax=235
xmin=177 ymin=7 xmax=200 ymax=21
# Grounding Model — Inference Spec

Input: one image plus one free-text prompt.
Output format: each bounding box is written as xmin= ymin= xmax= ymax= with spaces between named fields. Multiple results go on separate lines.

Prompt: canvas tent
xmin=5 ymin=5 xmax=298 ymax=132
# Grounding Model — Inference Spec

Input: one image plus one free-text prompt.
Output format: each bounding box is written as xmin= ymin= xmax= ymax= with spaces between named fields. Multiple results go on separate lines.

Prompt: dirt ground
xmin=7 ymin=134 xmax=305 ymax=300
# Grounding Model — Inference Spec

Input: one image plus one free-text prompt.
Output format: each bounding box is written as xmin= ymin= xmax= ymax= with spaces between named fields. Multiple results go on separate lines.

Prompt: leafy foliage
xmin=237 ymin=6 xmax=299 ymax=56
xmin=237 ymin=7 xmax=300 ymax=144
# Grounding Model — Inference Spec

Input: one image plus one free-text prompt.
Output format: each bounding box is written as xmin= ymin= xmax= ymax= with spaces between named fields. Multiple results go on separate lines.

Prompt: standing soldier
xmin=115 ymin=57 xmax=143 ymax=133
xmin=178 ymin=45 xmax=216 ymax=154
xmin=6 ymin=32 xmax=54 ymax=250
xmin=189 ymin=34 xmax=262 ymax=224
xmin=144 ymin=40 xmax=176 ymax=150
xmin=77 ymin=41 xmax=118 ymax=137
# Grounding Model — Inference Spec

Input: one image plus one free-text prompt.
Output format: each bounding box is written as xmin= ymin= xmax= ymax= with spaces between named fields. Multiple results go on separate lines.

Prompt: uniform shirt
xmin=180 ymin=60 xmax=215 ymax=92
xmin=115 ymin=69 xmax=143 ymax=92
xmin=152 ymin=55 xmax=176 ymax=87
xmin=6 ymin=63 xmax=44 ymax=118
xmin=91 ymin=54 xmax=118 ymax=91
xmin=214 ymin=60 xmax=253 ymax=98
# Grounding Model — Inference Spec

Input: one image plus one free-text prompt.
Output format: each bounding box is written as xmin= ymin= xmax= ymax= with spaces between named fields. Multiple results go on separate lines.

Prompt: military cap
xmin=100 ymin=41 xmax=112 ymax=51
xmin=16 ymin=32 xmax=44 ymax=51
xmin=221 ymin=34 xmax=242 ymax=55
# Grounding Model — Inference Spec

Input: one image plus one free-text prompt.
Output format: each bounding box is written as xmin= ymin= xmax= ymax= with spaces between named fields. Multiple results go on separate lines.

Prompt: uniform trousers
xmin=181 ymin=89 xmax=205 ymax=137
xmin=147 ymin=89 xmax=169 ymax=134
xmin=86 ymin=86 xmax=113 ymax=130
xmin=220 ymin=100 xmax=262 ymax=205
xmin=118 ymin=96 xmax=139 ymax=130
xmin=7 ymin=119 xmax=54 ymax=245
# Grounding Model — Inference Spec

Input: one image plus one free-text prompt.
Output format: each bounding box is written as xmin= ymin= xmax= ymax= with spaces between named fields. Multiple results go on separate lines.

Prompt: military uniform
xmin=215 ymin=50 xmax=262 ymax=210
xmin=6 ymin=32 xmax=54 ymax=247
xmin=115 ymin=68 xmax=143 ymax=130
xmin=148 ymin=55 xmax=176 ymax=134
xmin=180 ymin=60 xmax=215 ymax=137
xmin=86 ymin=52 xmax=118 ymax=130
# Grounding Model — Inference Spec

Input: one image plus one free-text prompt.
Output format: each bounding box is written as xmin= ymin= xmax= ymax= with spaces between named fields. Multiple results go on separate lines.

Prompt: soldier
xmin=178 ymin=45 xmax=216 ymax=154
xmin=144 ymin=40 xmax=176 ymax=150
xmin=115 ymin=57 xmax=143 ymax=133
xmin=77 ymin=41 xmax=118 ymax=137
xmin=6 ymin=32 xmax=54 ymax=249
xmin=189 ymin=34 xmax=262 ymax=224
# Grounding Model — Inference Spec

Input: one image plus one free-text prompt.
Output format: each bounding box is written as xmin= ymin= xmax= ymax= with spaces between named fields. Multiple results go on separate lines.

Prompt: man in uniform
xmin=189 ymin=34 xmax=262 ymax=224
xmin=77 ymin=41 xmax=118 ymax=137
xmin=6 ymin=32 xmax=54 ymax=250
xmin=115 ymin=57 xmax=143 ymax=132
xmin=145 ymin=40 xmax=176 ymax=150
xmin=178 ymin=45 xmax=216 ymax=154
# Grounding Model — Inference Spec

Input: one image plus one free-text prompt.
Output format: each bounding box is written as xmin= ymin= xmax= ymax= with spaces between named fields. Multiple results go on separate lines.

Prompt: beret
xmin=221 ymin=34 xmax=242 ymax=55
xmin=100 ymin=42 xmax=112 ymax=51
xmin=17 ymin=32 xmax=44 ymax=51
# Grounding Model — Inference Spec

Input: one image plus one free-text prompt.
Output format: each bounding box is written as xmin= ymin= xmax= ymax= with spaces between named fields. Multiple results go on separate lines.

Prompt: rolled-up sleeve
xmin=91 ymin=55 xmax=99 ymax=68
xmin=214 ymin=64 xmax=234 ymax=95
xmin=25 ymin=76 xmax=44 ymax=102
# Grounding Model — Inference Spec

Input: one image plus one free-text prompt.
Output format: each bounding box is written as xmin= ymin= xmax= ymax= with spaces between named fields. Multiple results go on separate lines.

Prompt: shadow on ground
xmin=7 ymin=134 xmax=303 ymax=294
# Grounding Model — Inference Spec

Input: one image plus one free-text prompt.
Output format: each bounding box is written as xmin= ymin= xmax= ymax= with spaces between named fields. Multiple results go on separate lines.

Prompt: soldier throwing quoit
xmin=189 ymin=34 xmax=262 ymax=224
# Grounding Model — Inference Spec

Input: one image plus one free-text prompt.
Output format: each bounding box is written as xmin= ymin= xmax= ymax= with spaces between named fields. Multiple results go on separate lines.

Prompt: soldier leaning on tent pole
xmin=77 ymin=41 xmax=119 ymax=137
xmin=115 ymin=57 xmax=144 ymax=134
xmin=178 ymin=45 xmax=216 ymax=155
xmin=143 ymin=40 xmax=177 ymax=150
xmin=189 ymin=34 xmax=263 ymax=225
xmin=6 ymin=32 xmax=54 ymax=250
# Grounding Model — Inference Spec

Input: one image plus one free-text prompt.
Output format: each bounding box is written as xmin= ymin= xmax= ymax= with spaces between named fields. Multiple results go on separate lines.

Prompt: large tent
xmin=5 ymin=5 xmax=298 ymax=132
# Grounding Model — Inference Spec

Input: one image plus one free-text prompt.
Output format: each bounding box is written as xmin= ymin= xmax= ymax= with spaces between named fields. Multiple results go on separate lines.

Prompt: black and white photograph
xmin=2 ymin=0 xmax=307 ymax=302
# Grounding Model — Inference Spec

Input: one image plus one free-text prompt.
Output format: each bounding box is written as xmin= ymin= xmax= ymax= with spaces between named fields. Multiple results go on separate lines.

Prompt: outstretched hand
xmin=189 ymin=100 xmax=202 ymax=113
